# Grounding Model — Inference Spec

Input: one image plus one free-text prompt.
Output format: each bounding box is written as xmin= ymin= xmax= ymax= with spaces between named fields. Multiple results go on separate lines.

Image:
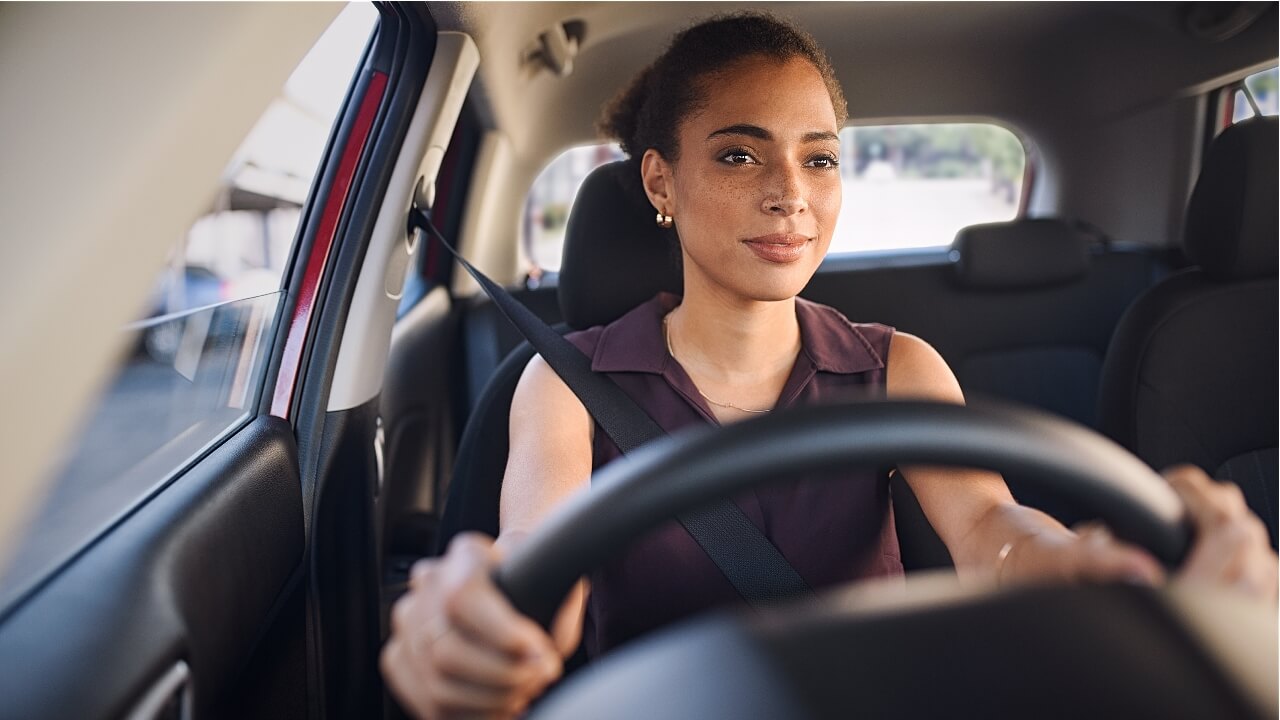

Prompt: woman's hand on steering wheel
xmin=381 ymin=533 xmax=564 ymax=720
xmin=1164 ymin=465 xmax=1278 ymax=602
xmin=1006 ymin=465 xmax=1277 ymax=603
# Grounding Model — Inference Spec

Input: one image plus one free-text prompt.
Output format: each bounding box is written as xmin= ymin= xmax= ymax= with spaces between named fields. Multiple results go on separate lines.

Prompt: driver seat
xmin=436 ymin=161 xmax=950 ymax=571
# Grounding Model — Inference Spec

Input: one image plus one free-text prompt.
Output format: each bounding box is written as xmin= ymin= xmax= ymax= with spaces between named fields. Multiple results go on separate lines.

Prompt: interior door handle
xmin=124 ymin=660 xmax=191 ymax=720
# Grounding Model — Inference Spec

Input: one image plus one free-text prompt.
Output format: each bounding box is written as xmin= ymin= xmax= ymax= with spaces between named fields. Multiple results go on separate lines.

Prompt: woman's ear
xmin=640 ymin=149 xmax=676 ymax=216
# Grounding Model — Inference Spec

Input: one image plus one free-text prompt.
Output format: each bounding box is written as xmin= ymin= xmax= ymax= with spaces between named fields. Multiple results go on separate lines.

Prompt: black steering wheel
xmin=495 ymin=400 xmax=1190 ymax=627
xmin=488 ymin=401 xmax=1261 ymax=719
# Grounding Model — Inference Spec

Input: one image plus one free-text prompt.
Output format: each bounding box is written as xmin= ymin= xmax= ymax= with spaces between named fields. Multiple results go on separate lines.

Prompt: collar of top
xmin=590 ymin=292 xmax=886 ymax=376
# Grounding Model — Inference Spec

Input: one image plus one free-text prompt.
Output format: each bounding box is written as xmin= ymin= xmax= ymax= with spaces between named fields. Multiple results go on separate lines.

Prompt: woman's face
xmin=643 ymin=55 xmax=842 ymax=303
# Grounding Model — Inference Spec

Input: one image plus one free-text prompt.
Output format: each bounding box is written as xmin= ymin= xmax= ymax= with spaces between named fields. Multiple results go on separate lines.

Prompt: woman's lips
xmin=742 ymin=234 xmax=811 ymax=264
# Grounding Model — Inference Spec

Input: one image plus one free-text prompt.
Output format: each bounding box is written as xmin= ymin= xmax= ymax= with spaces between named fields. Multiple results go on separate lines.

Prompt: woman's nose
xmin=761 ymin=165 xmax=807 ymax=216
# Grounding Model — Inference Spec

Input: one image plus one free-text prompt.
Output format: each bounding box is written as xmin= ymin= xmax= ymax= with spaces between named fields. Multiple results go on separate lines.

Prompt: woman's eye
xmin=807 ymin=155 xmax=840 ymax=169
xmin=720 ymin=150 xmax=757 ymax=165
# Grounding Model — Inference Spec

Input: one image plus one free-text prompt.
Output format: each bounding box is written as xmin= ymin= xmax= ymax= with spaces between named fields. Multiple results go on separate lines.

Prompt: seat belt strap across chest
xmin=410 ymin=207 xmax=814 ymax=610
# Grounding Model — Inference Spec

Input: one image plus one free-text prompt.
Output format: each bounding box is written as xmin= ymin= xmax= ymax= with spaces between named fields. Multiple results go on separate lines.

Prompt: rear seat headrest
xmin=1183 ymin=116 xmax=1278 ymax=281
xmin=950 ymin=219 xmax=1093 ymax=290
xmin=558 ymin=161 xmax=683 ymax=330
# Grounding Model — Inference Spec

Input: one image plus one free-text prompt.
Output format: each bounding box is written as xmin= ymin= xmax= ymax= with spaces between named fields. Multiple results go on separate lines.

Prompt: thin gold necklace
xmin=663 ymin=313 xmax=771 ymax=414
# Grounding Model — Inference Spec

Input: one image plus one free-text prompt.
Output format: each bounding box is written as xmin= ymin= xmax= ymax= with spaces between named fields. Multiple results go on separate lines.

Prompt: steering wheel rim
xmin=494 ymin=400 xmax=1192 ymax=628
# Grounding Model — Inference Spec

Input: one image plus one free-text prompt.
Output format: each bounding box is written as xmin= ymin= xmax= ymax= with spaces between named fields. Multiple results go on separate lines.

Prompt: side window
xmin=0 ymin=3 xmax=379 ymax=613
xmin=523 ymin=143 xmax=625 ymax=274
xmin=832 ymin=123 xmax=1027 ymax=254
xmin=520 ymin=121 xmax=1027 ymax=272
xmin=1229 ymin=66 xmax=1278 ymax=124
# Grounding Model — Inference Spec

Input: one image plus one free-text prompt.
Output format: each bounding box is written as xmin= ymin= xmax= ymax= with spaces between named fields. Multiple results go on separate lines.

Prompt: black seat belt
xmin=409 ymin=207 xmax=813 ymax=610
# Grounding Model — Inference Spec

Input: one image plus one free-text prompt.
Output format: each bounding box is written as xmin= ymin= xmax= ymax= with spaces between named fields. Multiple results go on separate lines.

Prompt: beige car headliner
xmin=430 ymin=2 xmax=1275 ymax=169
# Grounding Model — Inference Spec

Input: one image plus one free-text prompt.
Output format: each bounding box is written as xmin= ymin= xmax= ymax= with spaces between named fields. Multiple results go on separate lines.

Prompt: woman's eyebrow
xmin=707 ymin=123 xmax=771 ymax=141
xmin=803 ymin=130 xmax=840 ymax=143
xmin=705 ymin=124 xmax=838 ymax=143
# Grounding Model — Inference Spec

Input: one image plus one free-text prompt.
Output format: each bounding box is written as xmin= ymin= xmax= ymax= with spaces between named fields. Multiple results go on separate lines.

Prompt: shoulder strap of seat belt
xmin=409 ymin=207 xmax=813 ymax=609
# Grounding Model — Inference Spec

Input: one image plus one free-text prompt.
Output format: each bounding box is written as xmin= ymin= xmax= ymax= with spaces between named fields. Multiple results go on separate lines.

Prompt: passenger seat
xmin=802 ymin=218 xmax=1167 ymax=429
xmin=1098 ymin=117 xmax=1278 ymax=546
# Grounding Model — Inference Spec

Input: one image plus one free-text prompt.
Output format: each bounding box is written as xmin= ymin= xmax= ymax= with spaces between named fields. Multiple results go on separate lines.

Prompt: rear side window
xmin=1229 ymin=66 xmax=1278 ymax=123
xmin=831 ymin=123 xmax=1026 ymax=254
xmin=0 ymin=3 xmax=378 ymax=613
xmin=523 ymin=143 xmax=625 ymax=273
xmin=521 ymin=121 xmax=1027 ymax=272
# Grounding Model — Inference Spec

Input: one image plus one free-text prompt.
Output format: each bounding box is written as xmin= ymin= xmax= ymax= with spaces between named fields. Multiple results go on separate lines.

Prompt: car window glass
xmin=0 ymin=2 xmax=379 ymax=615
xmin=521 ymin=122 xmax=1026 ymax=272
xmin=524 ymin=143 xmax=626 ymax=273
xmin=830 ymin=123 xmax=1026 ymax=254
xmin=1231 ymin=66 xmax=1278 ymax=122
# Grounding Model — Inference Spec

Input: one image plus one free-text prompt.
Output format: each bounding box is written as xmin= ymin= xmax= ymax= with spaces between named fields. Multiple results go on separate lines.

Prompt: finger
xmin=1164 ymin=468 xmax=1266 ymax=586
xmin=447 ymin=532 xmax=505 ymax=568
xmin=410 ymin=558 xmax=438 ymax=590
xmin=420 ymin=658 xmax=528 ymax=716
xmin=450 ymin=593 xmax=559 ymax=664
xmin=1232 ymin=540 xmax=1278 ymax=599
xmin=390 ymin=589 xmax=431 ymax=638
xmin=1191 ymin=513 xmax=1276 ymax=597
xmin=439 ymin=535 xmax=562 ymax=672
xmin=448 ymin=600 xmax=562 ymax=688
xmin=438 ymin=561 xmax=560 ymax=662
xmin=1070 ymin=524 xmax=1165 ymax=585
xmin=381 ymin=637 xmax=434 ymax=719
xmin=1164 ymin=465 xmax=1248 ymax=531
xmin=386 ymin=596 xmax=536 ymax=720
xmin=433 ymin=624 xmax=559 ymax=691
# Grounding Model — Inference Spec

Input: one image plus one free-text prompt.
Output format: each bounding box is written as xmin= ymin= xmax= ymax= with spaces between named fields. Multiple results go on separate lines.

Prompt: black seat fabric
xmin=1098 ymin=117 xmax=1279 ymax=546
xmin=803 ymin=229 xmax=1164 ymax=430
xmin=557 ymin=162 xmax=683 ymax=331
xmin=437 ymin=340 xmax=541 ymax=551
xmin=951 ymin=218 xmax=1093 ymax=290
xmin=457 ymin=287 xmax=561 ymax=419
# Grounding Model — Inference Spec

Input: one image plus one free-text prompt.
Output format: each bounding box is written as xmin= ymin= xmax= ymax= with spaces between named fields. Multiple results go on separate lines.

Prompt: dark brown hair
xmin=598 ymin=11 xmax=848 ymax=166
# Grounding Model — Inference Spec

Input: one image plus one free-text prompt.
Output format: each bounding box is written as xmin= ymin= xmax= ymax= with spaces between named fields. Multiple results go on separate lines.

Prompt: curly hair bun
xmin=597 ymin=12 xmax=847 ymax=164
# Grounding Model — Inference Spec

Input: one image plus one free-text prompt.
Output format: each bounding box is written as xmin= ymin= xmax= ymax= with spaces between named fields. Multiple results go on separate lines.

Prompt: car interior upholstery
xmin=1098 ymin=116 xmax=1279 ymax=547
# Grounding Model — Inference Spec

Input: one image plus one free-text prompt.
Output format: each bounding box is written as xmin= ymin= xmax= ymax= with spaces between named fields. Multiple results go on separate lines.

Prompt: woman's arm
xmin=882 ymin=332 xmax=1140 ymax=584
xmin=501 ymin=354 xmax=597 ymax=652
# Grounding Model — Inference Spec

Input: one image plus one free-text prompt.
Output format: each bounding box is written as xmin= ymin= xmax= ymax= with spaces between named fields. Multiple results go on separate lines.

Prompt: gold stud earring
xmin=655 ymin=212 xmax=674 ymax=229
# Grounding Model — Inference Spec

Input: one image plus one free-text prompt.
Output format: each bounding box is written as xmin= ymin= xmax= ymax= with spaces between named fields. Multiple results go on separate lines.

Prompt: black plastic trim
xmin=0 ymin=417 xmax=303 ymax=720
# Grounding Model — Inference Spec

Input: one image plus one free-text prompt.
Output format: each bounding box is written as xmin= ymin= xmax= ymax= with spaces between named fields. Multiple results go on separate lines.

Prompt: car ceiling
xmin=429 ymin=1 xmax=1278 ymax=169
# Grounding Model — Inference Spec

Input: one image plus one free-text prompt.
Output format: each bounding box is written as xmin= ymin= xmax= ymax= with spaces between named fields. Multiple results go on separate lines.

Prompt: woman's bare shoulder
xmin=886 ymin=332 xmax=964 ymax=403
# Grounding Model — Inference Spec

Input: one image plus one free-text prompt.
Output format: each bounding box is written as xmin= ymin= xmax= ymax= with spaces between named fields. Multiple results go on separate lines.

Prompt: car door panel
xmin=0 ymin=417 xmax=303 ymax=720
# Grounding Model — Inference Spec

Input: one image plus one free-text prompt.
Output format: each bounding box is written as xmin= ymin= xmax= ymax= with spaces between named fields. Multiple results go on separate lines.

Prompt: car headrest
xmin=950 ymin=219 xmax=1093 ymax=289
xmin=558 ymin=161 xmax=683 ymax=330
xmin=1183 ymin=117 xmax=1278 ymax=281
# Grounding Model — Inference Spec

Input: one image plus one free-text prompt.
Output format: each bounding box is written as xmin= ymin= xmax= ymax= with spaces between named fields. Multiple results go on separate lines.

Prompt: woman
xmin=382 ymin=13 xmax=1276 ymax=719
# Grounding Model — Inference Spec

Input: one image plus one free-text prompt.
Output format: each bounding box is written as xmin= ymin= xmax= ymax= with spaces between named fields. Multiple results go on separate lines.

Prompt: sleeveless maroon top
xmin=565 ymin=293 xmax=903 ymax=657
